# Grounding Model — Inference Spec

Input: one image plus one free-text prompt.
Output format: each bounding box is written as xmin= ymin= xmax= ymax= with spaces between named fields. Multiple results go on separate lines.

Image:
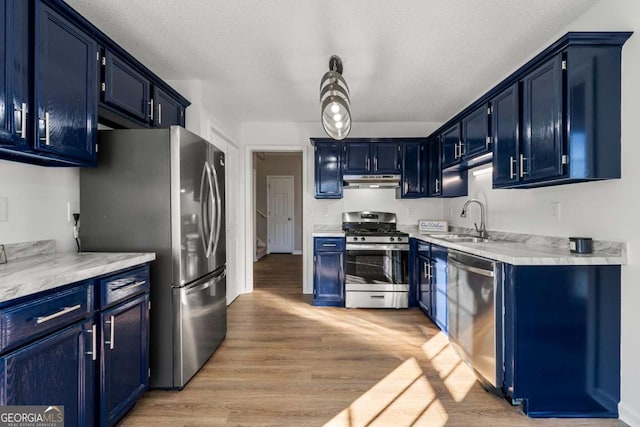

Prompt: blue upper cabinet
xmin=441 ymin=123 xmax=461 ymax=168
xmin=461 ymin=103 xmax=490 ymax=158
xmin=102 ymin=49 xmax=151 ymax=124
xmin=398 ymin=140 xmax=427 ymax=198
xmin=492 ymin=84 xmax=519 ymax=187
xmin=153 ymin=86 xmax=185 ymax=128
xmin=343 ymin=140 xmax=401 ymax=175
xmin=427 ymin=137 xmax=442 ymax=197
xmin=311 ymin=139 xmax=343 ymax=199
xmin=372 ymin=142 xmax=401 ymax=173
xmin=520 ymin=55 xmax=564 ymax=182
xmin=0 ymin=0 xmax=30 ymax=150
xmin=343 ymin=142 xmax=370 ymax=174
xmin=34 ymin=0 xmax=97 ymax=164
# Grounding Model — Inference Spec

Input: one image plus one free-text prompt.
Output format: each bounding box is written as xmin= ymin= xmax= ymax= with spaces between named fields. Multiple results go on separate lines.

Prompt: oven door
xmin=344 ymin=243 xmax=409 ymax=289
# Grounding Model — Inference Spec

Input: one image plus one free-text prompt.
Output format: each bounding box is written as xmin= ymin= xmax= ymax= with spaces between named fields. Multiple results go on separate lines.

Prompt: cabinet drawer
xmin=345 ymin=291 xmax=408 ymax=309
xmin=99 ymin=265 xmax=150 ymax=309
xmin=0 ymin=282 xmax=93 ymax=354
xmin=314 ymin=238 xmax=345 ymax=252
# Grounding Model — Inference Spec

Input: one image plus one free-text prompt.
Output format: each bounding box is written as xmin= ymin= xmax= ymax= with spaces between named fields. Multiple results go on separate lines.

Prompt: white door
xmin=267 ymin=176 xmax=294 ymax=253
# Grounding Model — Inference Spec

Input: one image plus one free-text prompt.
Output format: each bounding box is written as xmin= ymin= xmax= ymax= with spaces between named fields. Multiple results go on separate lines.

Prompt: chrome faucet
xmin=460 ymin=199 xmax=487 ymax=239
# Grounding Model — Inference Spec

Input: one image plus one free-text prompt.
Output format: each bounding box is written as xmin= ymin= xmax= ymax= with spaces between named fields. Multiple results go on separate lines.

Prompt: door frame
xmin=266 ymin=175 xmax=295 ymax=254
xmin=244 ymin=146 xmax=308 ymax=295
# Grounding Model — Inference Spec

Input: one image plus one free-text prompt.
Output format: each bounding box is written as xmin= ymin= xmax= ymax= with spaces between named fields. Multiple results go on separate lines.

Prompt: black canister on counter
xmin=569 ymin=237 xmax=593 ymax=254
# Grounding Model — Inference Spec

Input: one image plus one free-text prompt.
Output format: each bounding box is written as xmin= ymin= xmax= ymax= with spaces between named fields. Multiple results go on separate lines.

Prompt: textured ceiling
xmin=67 ymin=0 xmax=598 ymax=129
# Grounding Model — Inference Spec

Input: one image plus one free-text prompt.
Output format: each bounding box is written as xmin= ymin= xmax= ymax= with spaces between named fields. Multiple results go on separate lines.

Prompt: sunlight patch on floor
xmin=323 ymin=357 xmax=448 ymax=427
xmin=421 ymin=331 xmax=477 ymax=402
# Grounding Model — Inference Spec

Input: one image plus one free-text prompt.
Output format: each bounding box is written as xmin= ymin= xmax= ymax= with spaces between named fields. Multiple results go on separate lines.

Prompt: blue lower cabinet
xmin=313 ymin=237 xmax=345 ymax=306
xmin=503 ymin=264 xmax=621 ymax=418
xmin=0 ymin=320 xmax=96 ymax=427
xmin=100 ymin=293 xmax=149 ymax=427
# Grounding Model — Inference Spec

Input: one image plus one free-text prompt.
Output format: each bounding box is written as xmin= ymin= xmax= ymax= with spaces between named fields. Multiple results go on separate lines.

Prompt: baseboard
xmin=292 ymin=250 xmax=302 ymax=255
xmin=619 ymin=402 xmax=640 ymax=426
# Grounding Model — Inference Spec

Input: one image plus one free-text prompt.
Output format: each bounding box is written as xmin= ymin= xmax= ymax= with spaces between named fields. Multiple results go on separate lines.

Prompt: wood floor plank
xmin=118 ymin=254 xmax=627 ymax=427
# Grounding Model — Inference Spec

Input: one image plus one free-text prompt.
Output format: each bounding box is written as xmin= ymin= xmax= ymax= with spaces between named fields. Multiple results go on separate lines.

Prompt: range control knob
xmin=390 ymin=237 xmax=395 ymax=242
xmin=352 ymin=237 xmax=358 ymax=241
xmin=360 ymin=237 xmax=366 ymax=241
xmin=397 ymin=237 xmax=403 ymax=242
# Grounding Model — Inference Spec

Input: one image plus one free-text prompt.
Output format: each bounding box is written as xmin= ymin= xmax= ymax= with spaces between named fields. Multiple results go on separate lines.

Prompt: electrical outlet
xmin=67 ymin=202 xmax=80 ymax=222
xmin=0 ymin=197 xmax=7 ymax=222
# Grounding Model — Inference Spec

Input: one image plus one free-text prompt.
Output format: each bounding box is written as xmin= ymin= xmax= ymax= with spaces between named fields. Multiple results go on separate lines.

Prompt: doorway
xmin=251 ymin=151 xmax=304 ymax=292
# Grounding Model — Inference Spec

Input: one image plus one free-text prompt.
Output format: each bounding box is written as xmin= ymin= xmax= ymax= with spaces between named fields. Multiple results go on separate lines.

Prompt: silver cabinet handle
xmin=105 ymin=315 xmax=115 ymax=350
xmin=149 ymin=98 xmax=154 ymax=121
xmin=435 ymin=178 xmax=440 ymax=193
xmin=366 ymin=157 xmax=370 ymax=170
xmin=322 ymin=243 xmax=337 ymax=247
xmin=519 ymin=154 xmax=528 ymax=177
xmin=370 ymin=295 xmax=385 ymax=299
xmin=509 ymin=156 xmax=517 ymax=179
xmin=459 ymin=141 xmax=464 ymax=157
xmin=373 ymin=157 xmax=377 ymax=171
xmin=36 ymin=304 xmax=81 ymax=324
xmin=158 ymin=103 xmax=162 ymax=125
xmin=423 ymin=262 xmax=428 ymax=278
xmin=404 ymin=181 xmax=409 ymax=194
xmin=86 ymin=324 xmax=97 ymax=361
xmin=454 ymin=142 xmax=459 ymax=159
xmin=39 ymin=112 xmax=51 ymax=145
xmin=15 ymin=103 xmax=27 ymax=138
xmin=112 ymin=280 xmax=146 ymax=291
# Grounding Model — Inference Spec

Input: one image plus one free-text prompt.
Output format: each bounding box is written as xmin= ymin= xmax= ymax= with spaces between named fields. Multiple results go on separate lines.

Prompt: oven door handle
xmin=346 ymin=244 xmax=409 ymax=251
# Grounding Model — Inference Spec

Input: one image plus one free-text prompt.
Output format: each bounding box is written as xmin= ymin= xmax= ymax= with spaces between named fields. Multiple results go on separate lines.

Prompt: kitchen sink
xmin=430 ymin=234 xmax=510 ymax=243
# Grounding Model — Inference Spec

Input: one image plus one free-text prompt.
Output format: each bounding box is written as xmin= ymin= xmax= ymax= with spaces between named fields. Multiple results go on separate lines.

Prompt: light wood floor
xmin=119 ymin=254 xmax=627 ymax=427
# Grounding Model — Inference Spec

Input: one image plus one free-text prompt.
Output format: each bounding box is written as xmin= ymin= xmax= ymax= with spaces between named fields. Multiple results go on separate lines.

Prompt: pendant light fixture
xmin=320 ymin=55 xmax=351 ymax=140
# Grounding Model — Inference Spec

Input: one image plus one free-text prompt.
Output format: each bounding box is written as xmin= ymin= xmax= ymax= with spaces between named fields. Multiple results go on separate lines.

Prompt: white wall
xmin=241 ymin=121 xmax=444 ymax=295
xmin=0 ymin=160 xmax=79 ymax=253
xmin=444 ymin=1 xmax=640 ymax=423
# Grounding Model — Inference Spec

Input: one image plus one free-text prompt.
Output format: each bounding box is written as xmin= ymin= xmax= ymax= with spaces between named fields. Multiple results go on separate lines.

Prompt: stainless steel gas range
xmin=342 ymin=212 xmax=410 ymax=308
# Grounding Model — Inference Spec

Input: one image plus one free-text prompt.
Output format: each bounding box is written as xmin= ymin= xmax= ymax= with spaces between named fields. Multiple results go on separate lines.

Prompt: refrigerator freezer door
xmin=172 ymin=267 xmax=227 ymax=388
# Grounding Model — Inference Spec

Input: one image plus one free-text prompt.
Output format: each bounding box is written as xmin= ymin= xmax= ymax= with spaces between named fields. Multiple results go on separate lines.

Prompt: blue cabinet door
xmin=372 ymin=142 xmax=400 ymax=173
xmin=492 ymin=84 xmax=520 ymax=188
xmin=417 ymin=254 xmax=431 ymax=316
xmin=461 ymin=103 xmax=490 ymax=158
xmin=100 ymin=293 xmax=149 ymax=427
xmin=343 ymin=142 xmax=370 ymax=174
xmin=0 ymin=0 xmax=29 ymax=149
xmin=430 ymin=245 xmax=448 ymax=332
xmin=153 ymin=86 xmax=185 ymax=128
xmin=34 ymin=1 xmax=97 ymax=162
xmin=441 ymin=124 xmax=461 ymax=168
xmin=313 ymin=141 xmax=343 ymax=199
xmin=313 ymin=239 xmax=344 ymax=306
xmin=0 ymin=320 xmax=96 ymax=427
xmin=428 ymin=138 xmax=442 ymax=196
xmin=399 ymin=141 xmax=427 ymax=198
xmin=521 ymin=54 xmax=563 ymax=182
xmin=102 ymin=49 xmax=150 ymax=123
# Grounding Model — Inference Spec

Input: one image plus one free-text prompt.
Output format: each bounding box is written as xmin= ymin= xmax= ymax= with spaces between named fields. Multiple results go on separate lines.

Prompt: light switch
xmin=0 ymin=197 xmax=7 ymax=222
xmin=551 ymin=202 xmax=561 ymax=220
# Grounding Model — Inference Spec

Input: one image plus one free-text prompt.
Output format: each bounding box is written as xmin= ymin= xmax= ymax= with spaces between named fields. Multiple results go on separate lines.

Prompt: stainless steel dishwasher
xmin=447 ymin=250 xmax=503 ymax=391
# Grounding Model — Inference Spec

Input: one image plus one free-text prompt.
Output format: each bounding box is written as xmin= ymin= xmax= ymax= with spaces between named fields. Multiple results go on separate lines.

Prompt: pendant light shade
xmin=320 ymin=56 xmax=351 ymax=140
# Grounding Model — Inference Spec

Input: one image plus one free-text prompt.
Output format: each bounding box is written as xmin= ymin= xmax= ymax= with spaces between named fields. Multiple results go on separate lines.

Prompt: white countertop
xmin=404 ymin=230 xmax=626 ymax=266
xmin=0 ymin=252 xmax=156 ymax=303
xmin=312 ymin=225 xmax=345 ymax=237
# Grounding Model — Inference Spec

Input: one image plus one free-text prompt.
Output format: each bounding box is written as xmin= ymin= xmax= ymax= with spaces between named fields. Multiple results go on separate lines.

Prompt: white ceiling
xmin=67 ymin=0 xmax=598 ymax=129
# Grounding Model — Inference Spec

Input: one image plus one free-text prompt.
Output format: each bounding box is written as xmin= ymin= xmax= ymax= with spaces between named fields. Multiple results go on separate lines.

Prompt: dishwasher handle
xmin=448 ymin=257 xmax=495 ymax=277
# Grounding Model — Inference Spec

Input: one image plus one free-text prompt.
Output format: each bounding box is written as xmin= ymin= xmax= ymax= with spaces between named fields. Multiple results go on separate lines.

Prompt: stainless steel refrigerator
xmin=80 ymin=126 xmax=226 ymax=389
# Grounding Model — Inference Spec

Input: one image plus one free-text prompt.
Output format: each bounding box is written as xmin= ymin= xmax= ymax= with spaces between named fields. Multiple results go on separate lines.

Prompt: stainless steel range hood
xmin=343 ymin=174 xmax=401 ymax=189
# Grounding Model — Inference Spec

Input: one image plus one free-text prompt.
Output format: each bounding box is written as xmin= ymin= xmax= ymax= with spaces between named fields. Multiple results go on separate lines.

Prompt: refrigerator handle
xmin=210 ymin=159 xmax=223 ymax=259
xmin=205 ymin=162 xmax=216 ymax=258
xmin=199 ymin=162 xmax=211 ymax=256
